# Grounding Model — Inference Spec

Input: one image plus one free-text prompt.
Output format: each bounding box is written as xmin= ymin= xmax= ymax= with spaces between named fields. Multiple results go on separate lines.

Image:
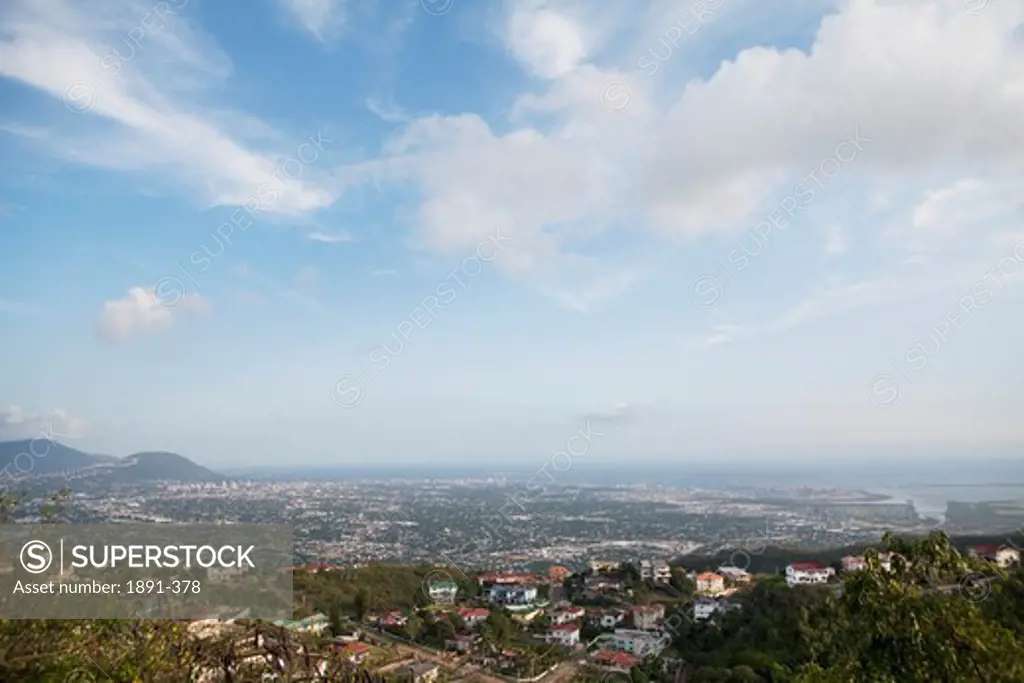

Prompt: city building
xmin=639 ymin=560 xmax=653 ymax=581
xmin=487 ymin=584 xmax=538 ymax=606
xmin=970 ymin=545 xmax=1021 ymax=568
xmin=695 ymin=572 xmax=726 ymax=595
xmin=546 ymin=622 xmax=581 ymax=647
xmin=786 ymin=562 xmax=835 ymax=586
xmin=631 ymin=604 xmax=664 ymax=630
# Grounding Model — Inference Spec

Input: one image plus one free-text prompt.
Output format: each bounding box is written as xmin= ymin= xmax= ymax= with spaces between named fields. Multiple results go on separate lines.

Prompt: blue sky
xmin=1 ymin=0 xmax=1023 ymax=469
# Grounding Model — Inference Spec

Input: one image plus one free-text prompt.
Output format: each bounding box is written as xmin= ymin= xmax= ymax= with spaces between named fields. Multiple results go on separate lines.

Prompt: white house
xmin=652 ymin=560 xmax=672 ymax=583
xmin=970 ymin=545 xmax=1021 ymax=569
xmin=546 ymin=623 xmax=580 ymax=647
xmin=786 ymin=562 xmax=835 ymax=586
xmin=488 ymin=584 xmax=538 ymax=606
xmin=589 ymin=609 xmax=627 ymax=629
xmin=458 ymin=608 xmax=490 ymax=627
xmin=693 ymin=598 xmax=722 ymax=621
xmin=427 ymin=580 xmax=458 ymax=603
xmin=842 ymin=553 xmax=893 ymax=573
xmin=550 ymin=606 xmax=585 ymax=625
xmin=610 ymin=629 xmax=667 ymax=656
xmin=639 ymin=560 xmax=653 ymax=581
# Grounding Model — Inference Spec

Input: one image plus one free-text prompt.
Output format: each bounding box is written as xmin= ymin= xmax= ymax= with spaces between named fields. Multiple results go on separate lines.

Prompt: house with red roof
xmin=970 ymin=544 xmax=1021 ymax=568
xmin=458 ymin=607 xmax=490 ymax=627
xmin=339 ymin=642 xmax=371 ymax=664
xmin=786 ymin=561 xmax=835 ymax=587
xmin=695 ymin=572 xmax=725 ymax=595
xmin=593 ymin=650 xmax=639 ymax=671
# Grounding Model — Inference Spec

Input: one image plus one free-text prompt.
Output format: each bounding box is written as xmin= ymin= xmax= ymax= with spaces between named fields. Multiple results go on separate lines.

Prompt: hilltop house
xmin=631 ymin=604 xmax=664 ymax=630
xmin=550 ymin=605 xmax=585 ymax=625
xmin=593 ymin=651 xmax=640 ymax=671
xmin=338 ymin=642 xmax=371 ymax=664
xmin=546 ymin=622 xmax=581 ymax=647
xmin=842 ymin=553 xmax=893 ymax=573
xmin=273 ymin=613 xmax=329 ymax=635
xmin=652 ymin=560 xmax=672 ymax=583
xmin=786 ymin=562 xmax=835 ymax=586
xmin=446 ymin=634 xmax=476 ymax=653
xmin=716 ymin=566 xmax=752 ymax=584
xmin=695 ymin=572 xmax=726 ymax=595
xmin=427 ymin=580 xmax=458 ymax=603
xmin=693 ymin=597 xmax=740 ymax=622
xmin=970 ymin=545 xmax=1021 ymax=568
xmin=609 ymin=629 xmax=666 ymax=656
xmin=400 ymin=662 xmax=440 ymax=683
xmin=488 ymin=584 xmax=538 ymax=606
xmin=458 ymin=607 xmax=490 ymax=627
xmin=587 ymin=609 xmax=627 ymax=630
xmin=639 ymin=560 xmax=653 ymax=581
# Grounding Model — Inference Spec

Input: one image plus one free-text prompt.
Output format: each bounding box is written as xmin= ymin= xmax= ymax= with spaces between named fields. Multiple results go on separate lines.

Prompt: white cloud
xmin=0 ymin=405 xmax=89 ymax=440
xmin=307 ymin=230 xmax=354 ymax=243
xmin=0 ymin=0 xmax=334 ymax=215
xmin=364 ymin=0 xmax=1024 ymax=309
xmin=278 ymin=0 xmax=347 ymax=41
xmin=96 ymin=286 xmax=208 ymax=343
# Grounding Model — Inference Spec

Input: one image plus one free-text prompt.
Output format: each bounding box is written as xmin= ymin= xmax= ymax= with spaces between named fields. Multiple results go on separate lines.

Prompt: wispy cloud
xmin=307 ymin=230 xmax=354 ymax=243
xmin=0 ymin=0 xmax=334 ymax=215
xmin=278 ymin=0 xmax=348 ymax=41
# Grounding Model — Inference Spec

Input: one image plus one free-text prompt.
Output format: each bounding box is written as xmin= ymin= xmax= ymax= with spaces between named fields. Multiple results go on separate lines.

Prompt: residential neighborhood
xmin=247 ymin=544 xmax=1021 ymax=683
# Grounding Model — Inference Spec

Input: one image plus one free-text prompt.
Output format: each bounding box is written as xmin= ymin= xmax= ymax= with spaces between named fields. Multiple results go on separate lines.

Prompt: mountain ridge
xmin=0 ymin=439 xmax=223 ymax=483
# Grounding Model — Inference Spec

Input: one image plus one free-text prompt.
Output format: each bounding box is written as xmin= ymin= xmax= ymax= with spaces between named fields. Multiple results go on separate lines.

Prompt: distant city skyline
xmin=2 ymin=0 xmax=1023 ymax=466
